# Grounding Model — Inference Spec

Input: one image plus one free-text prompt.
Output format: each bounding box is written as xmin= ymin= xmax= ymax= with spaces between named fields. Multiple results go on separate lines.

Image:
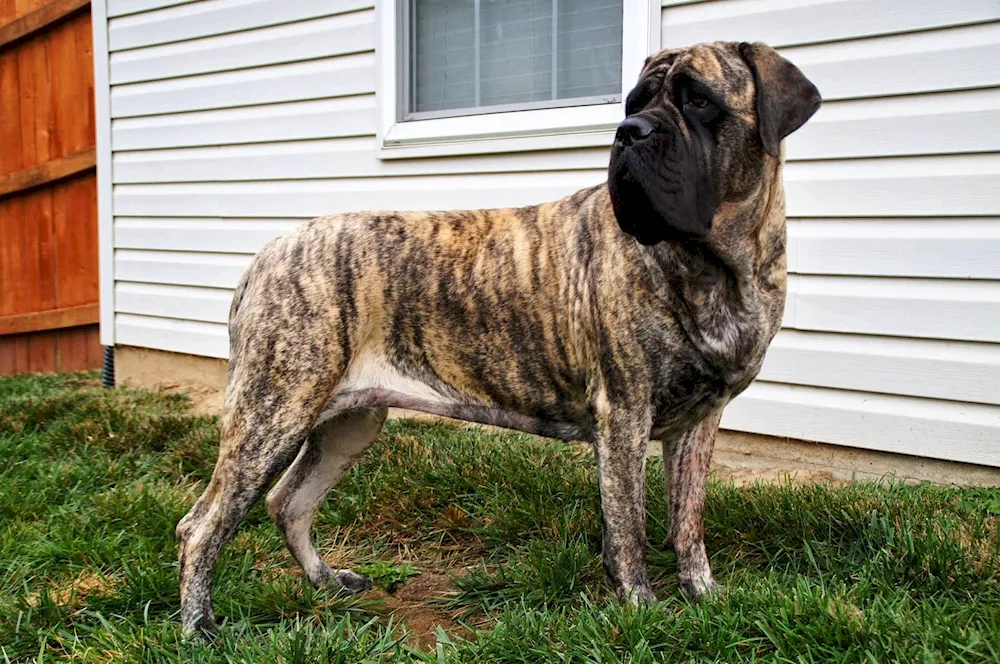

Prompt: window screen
xmin=410 ymin=0 xmax=623 ymax=115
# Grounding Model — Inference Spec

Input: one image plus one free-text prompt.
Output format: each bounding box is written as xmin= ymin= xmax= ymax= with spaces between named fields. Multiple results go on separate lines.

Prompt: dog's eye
xmin=682 ymin=86 xmax=714 ymax=112
xmin=689 ymin=94 xmax=709 ymax=109
xmin=680 ymin=82 xmax=722 ymax=126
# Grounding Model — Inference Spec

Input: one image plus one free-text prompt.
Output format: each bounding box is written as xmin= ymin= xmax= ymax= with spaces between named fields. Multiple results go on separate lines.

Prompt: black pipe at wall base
xmin=101 ymin=346 xmax=115 ymax=389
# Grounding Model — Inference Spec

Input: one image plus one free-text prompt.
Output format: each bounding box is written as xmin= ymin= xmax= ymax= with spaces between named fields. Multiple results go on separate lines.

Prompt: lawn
xmin=2 ymin=372 xmax=999 ymax=663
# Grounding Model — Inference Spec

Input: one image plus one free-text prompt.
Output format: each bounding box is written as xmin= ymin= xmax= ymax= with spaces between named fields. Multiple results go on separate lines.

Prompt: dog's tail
xmin=224 ymin=266 xmax=253 ymax=386
xmin=228 ymin=267 xmax=252 ymax=327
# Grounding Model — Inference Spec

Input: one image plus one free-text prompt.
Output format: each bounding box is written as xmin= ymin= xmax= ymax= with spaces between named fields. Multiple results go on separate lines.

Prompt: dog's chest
xmin=646 ymin=318 xmax=772 ymax=438
xmin=649 ymin=353 xmax=731 ymax=437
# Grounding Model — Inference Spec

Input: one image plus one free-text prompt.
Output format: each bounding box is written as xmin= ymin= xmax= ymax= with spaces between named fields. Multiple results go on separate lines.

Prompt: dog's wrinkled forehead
xmin=639 ymin=42 xmax=756 ymax=115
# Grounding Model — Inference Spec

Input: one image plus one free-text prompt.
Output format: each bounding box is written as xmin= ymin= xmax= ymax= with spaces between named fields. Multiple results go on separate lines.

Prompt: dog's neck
xmin=637 ymin=156 xmax=787 ymax=381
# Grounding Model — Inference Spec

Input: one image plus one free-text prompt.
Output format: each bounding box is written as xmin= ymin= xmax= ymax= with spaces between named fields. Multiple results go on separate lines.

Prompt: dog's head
xmin=608 ymin=41 xmax=821 ymax=246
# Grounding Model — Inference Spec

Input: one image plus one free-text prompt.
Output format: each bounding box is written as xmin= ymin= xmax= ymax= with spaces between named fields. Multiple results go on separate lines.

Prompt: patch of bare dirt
xmin=711 ymin=466 xmax=839 ymax=487
xmin=253 ymin=541 xmax=477 ymax=648
xmin=154 ymin=380 xmax=225 ymax=416
xmin=28 ymin=570 xmax=117 ymax=608
xmin=371 ymin=571 xmax=471 ymax=649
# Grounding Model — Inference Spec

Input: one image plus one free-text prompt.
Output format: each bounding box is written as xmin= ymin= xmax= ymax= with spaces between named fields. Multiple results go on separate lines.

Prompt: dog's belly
xmin=325 ymin=351 xmax=589 ymax=442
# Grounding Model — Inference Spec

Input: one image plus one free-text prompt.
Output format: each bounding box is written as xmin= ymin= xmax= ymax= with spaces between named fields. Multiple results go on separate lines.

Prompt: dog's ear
xmin=739 ymin=42 xmax=822 ymax=157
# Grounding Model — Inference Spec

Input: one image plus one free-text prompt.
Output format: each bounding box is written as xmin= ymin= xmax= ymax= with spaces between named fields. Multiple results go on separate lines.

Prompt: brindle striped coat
xmin=176 ymin=40 xmax=821 ymax=636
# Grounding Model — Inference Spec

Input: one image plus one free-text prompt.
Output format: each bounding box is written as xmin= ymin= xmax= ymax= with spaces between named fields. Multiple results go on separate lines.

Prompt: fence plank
xmin=0 ymin=303 xmax=99 ymax=335
xmin=0 ymin=325 xmax=100 ymax=375
xmin=56 ymin=325 xmax=101 ymax=372
xmin=0 ymin=148 xmax=96 ymax=198
xmin=54 ymin=176 xmax=100 ymax=307
xmin=0 ymin=0 xmax=89 ymax=51
xmin=27 ymin=330 xmax=58 ymax=373
xmin=16 ymin=35 xmax=59 ymax=324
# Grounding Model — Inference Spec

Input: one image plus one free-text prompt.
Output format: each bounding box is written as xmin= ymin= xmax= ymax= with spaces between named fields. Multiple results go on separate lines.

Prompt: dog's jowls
xmin=176 ymin=40 xmax=821 ymax=636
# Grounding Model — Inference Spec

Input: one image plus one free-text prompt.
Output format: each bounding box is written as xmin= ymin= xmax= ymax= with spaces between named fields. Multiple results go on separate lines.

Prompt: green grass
xmin=353 ymin=562 xmax=421 ymax=592
xmin=2 ymin=372 xmax=999 ymax=662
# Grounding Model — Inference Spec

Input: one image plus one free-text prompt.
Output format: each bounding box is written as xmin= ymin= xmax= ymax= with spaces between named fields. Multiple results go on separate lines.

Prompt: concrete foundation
xmin=115 ymin=345 xmax=1000 ymax=488
xmin=115 ymin=345 xmax=228 ymax=416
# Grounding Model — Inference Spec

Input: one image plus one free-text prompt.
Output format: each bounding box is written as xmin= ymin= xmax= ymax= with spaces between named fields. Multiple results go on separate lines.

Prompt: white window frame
xmin=377 ymin=0 xmax=661 ymax=159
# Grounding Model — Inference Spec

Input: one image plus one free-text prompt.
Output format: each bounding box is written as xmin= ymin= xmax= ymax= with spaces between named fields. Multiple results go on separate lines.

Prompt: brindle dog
xmin=176 ymin=40 xmax=821 ymax=635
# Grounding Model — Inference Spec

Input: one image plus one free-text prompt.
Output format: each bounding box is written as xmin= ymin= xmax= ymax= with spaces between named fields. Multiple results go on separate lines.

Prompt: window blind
xmin=411 ymin=0 xmax=623 ymax=115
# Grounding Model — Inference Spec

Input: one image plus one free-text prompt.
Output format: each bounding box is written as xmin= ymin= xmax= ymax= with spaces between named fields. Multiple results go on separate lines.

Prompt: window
xmin=408 ymin=0 xmax=624 ymax=118
xmin=378 ymin=0 xmax=658 ymax=158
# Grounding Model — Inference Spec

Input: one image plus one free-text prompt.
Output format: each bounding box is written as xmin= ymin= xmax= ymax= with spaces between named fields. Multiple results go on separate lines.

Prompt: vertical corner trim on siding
xmin=92 ymin=0 xmax=116 ymax=345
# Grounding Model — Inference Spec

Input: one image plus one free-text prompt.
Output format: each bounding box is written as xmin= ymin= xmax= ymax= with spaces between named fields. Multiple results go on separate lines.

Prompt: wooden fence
xmin=0 ymin=0 xmax=101 ymax=375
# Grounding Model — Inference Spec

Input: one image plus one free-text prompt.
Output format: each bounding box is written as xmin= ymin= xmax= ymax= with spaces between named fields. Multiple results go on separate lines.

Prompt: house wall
xmin=95 ymin=0 xmax=1000 ymax=466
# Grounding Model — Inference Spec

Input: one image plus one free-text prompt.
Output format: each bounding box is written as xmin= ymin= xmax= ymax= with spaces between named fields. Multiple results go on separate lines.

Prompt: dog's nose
xmin=615 ymin=116 xmax=654 ymax=145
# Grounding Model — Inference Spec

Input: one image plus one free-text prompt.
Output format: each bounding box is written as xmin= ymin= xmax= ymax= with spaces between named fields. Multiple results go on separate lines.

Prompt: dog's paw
xmin=181 ymin=613 xmax=220 ymax=642
xmin=679 ymin=574 xmax=723 ymax=601
xmin=331 ymin=569 xmax=372 ymax=595
xmin=621 ymin=584 xmax=657 ymax=608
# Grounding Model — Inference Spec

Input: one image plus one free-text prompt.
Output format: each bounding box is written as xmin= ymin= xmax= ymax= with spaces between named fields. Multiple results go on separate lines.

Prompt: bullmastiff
xmin=176 ymin=40 xmax=821 ymax=635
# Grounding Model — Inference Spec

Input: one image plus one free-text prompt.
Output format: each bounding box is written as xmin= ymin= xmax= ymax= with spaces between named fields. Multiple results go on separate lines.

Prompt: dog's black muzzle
xmin=608 ymin=112 xmax=715 ymax=243
xmin=614 ymin=115 xmax=656 ymax=147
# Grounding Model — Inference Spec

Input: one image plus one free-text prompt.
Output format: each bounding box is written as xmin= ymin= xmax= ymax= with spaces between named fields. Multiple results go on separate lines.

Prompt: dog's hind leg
xmin=266 ymin=406 xmax=388 ymax=591
xmin=175 ymin=369 xmax=336 ymax=637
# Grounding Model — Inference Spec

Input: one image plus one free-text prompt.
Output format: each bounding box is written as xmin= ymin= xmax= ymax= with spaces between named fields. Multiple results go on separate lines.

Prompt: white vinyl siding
xmin=98 ymin=0 xmax=1000 ymax=465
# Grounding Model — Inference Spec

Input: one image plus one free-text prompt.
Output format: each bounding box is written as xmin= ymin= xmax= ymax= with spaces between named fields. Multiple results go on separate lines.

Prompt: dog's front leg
xmin=662 ymin=410 xmax=722 ymax=599
xmin=593 ymin=398 xmax=656 ymax=606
